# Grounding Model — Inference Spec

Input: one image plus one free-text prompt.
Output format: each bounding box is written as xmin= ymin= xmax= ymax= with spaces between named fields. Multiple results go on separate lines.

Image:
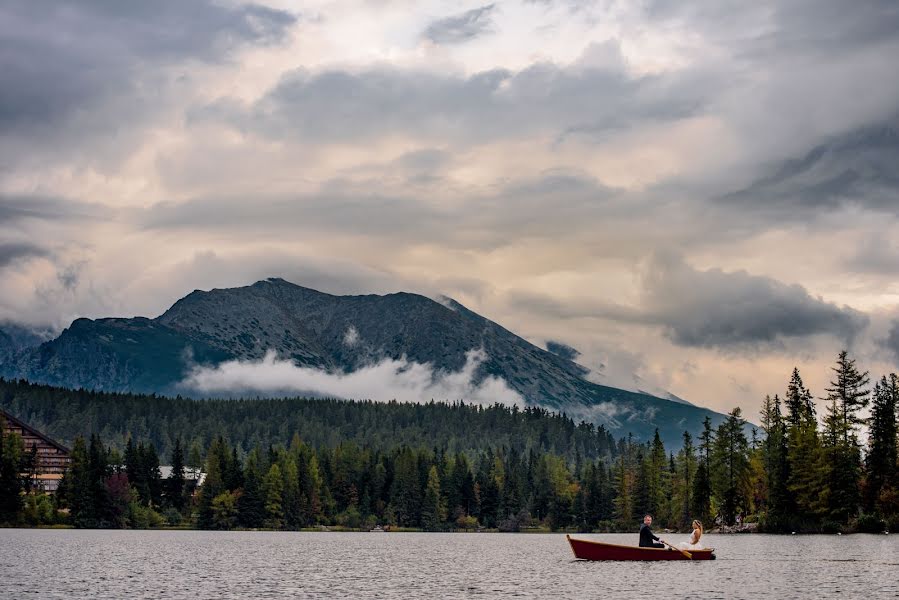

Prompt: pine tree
xmin=648 ymin=430 xmax=667 ymax=520
xmin=421 ymin=465 xmax=445 ymax=531
xmin=0 ymin=418 xmax=24 ymax=524
xmin=614 ymin=445 xmax=635 ymax=527
xmin=822 ymin=351 xmax=870 ymax=523
xmin=711 ymin=408 xmax=750 ymax=525
xmin=783 ymin=369 xmax=826 ymax=527
xmin=785 ymin=368 xmax=816 ymax=428
xmin=865 ymin=375 xmax=898 ymax=517
xmin=237 ymin=450 xmax=266 ymax=528
xmin=824 ymin=351 xmax=871 ymax=446
xmin=197 ymin=437 xmax=226 ymax=529
xmin=167 ymin=438 xmax=186 ymax=511
xmin=679 ymin=431 xmax=696 ymax=529
xmin=87 ymin=434 xmax=112 ymax=527
xmin=264 ymin=463 xmax=285 ymax=529
xmin=760 ymin=395 xmax=791 ymax=531
xmin=691 ymin=417 xmax=713 ymax=526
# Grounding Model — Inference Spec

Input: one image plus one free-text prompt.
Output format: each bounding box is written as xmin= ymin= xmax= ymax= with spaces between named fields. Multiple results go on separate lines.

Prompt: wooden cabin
xmin=1 ymin=409 xmax=72 ymax=492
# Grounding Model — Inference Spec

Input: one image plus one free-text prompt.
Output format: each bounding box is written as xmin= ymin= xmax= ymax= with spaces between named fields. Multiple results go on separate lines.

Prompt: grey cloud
xmin=0 ymin=0 xmax=296 ymax=171
xmin=719 ymin=122 xmax=899 ymax=217
xmin=509 ymin=255 xmax=870 ymax=350
xmin=0 ymin=243 xmax=48 ymax=268
xmin=880 ymin=320 xmax=899 ymax=363
xmin=424 ymin=4 xmax=496 ymax=45
xmin=640 ymin=254 xmax=869 ymax=349
xmin=0 ymin=195 xmax=110 ymax=224
xmin=545 ymin=340 xmax=581 ymax=361
xmin=203 ymin=51 xmax=711 ymax=145
xmin=138 ymin=171 xmax=618 ymax=248
xmin=646 ymin=0 xmax=899 ymax=58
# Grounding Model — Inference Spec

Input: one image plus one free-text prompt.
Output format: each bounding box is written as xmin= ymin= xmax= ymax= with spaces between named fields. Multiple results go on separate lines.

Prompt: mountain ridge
xmin=0 ymin=278 xmax=732 ymax=445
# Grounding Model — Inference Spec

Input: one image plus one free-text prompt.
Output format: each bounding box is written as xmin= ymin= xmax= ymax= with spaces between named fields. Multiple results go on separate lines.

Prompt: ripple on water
xmin=1 ymin=530 xmax=897 ymax=599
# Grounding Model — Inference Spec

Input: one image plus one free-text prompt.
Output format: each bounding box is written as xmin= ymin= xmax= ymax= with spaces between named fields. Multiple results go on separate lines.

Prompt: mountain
xmin=0 ymin=322 xmax=51 ymax=364
xmin=0 ymin=278 xmax=732 ymax=446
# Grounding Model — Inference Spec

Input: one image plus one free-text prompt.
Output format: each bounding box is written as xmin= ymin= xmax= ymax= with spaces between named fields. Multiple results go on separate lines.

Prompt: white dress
xmin=678 ymin=532 xmax=704 ymax=550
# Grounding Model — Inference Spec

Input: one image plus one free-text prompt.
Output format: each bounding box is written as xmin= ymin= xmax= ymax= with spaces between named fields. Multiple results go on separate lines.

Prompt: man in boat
xmin=639 ymin=514 xmax=665 ymax=548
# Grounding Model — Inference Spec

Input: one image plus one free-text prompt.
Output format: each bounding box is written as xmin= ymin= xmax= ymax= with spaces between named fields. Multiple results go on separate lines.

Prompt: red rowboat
xmin=567 ymin=535 xmax=716 ymax=561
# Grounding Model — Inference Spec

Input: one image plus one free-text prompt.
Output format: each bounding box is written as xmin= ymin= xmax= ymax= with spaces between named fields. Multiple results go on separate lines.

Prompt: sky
xmin=2 ymin=0 xmax=899 ymax=415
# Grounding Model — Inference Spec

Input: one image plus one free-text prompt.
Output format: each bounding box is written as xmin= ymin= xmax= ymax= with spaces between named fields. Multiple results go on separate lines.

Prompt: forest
xmin=1 ymin=351 xmax=897 ymax=534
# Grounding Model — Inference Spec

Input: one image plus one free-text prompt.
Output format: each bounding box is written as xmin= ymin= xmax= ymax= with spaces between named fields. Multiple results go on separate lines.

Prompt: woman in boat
xmin=678 ymin=520 xmax=703 ymax=550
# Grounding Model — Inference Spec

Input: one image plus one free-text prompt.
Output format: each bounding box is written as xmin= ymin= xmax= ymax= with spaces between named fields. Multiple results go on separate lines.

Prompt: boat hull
xmin=567 ymin=535 xmax=715 ymax=561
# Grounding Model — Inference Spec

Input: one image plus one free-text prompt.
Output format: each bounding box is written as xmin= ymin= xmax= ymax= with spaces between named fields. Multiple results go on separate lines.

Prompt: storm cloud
xmin=640 ymin=254 xmax=869 ymax=349
xmin=1 ymin=0 xmax=898 ymax=414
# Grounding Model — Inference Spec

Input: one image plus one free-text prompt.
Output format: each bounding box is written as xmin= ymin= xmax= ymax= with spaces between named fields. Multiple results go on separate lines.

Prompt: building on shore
xmin=0 ymin=409 xmax=72 ymax=492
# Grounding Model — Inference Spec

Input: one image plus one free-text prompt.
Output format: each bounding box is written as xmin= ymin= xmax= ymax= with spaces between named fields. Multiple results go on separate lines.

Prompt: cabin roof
xmin=0 ymin=408 xmax=71 ymax=454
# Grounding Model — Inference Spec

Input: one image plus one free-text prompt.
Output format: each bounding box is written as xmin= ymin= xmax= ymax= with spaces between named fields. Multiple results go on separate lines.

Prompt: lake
xmin=1 ymin=530 xmax=896 ymax=599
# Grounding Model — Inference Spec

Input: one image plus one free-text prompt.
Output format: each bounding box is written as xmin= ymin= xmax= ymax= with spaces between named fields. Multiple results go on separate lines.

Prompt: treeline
xmin=1 ymin=351 xmax=897 ymax=533
xmin=0 ymin=379 xmax=618 ymax=463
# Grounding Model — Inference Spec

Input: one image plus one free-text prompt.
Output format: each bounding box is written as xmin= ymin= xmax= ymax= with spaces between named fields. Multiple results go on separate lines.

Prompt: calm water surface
xmin=1 ymin=530 xmax=897 ymax=599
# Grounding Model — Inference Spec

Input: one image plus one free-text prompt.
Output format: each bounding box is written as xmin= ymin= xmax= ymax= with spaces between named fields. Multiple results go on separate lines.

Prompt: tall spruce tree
xmin=822 ymin=351 xmax=870 ymax=523
xmin=421 ymin=465 xmax=445 ymax=531
xmin=691 ymin=417 xmax=713 ymax=526
xmin=167 ymin=438 xmax=186 ymax=511
xmin=761 ymin=395 xmax=791 ymax=531
xmin=0 ymin=418 xmax=24 ymax=524
xmin=648 ymin=431 xmax=667 ymax=520
xmin=711 ymin=408 xmax=750 ymax=525
xmin=784 ymin=369 xmax=826 ymax=527
xmin=865 ymin=375 xmax=898 ymax=517
xmin=679 ymin=431 xmax=696 ymax=529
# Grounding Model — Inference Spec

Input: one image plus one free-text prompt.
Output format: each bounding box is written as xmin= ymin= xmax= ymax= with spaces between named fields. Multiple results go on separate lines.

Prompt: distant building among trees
xmin=1 ymin=409 xmax=71 ymax=492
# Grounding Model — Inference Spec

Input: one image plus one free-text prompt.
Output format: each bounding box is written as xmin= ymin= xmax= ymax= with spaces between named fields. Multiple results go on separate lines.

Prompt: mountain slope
xmin=1 ymin=278 xmax=733 ymax=445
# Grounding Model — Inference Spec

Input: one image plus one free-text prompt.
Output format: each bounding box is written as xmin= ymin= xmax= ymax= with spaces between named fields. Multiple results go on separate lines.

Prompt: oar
xmin=661 ymin=539 xmax=692 ymax=559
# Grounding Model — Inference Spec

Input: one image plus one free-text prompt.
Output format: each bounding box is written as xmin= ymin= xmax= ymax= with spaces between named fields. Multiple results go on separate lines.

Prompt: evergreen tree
xmin=691 ymin=417 xmax=713 ymax=526
xmin=197 ymin=437 xmax=226 ymax=529
xmin=785 ymin=367 xmax=816 ymax=428
xmin=237 ymin=450 xmax=266 ymax=528
xmin=711 ymin=408 xmax=750 ymax=525
xmin=167 ymin=438 xmax=186 ymax=511
xmin=67 ymin=437 xmax=92 ymax=527
xmin=760 ymin=395 xmax=791 ymax=531
xmin=0 ymin=418 xmax=24 ymax=524
xmin=865 ymin=375 xmax=898 ymax=517
xmin=824 ymin=351 xmax=871 ymax=446
xmin=421 ymin=465 xmax=445 ymax=531
xmin=614 ymin=445 xmax=635 ymax=527
xmin=784 ymin=369 xmax=827 ymax=526
xmin=648 ymin=431 xmax=667 ymax=520
xmin=264 ymin=463 xmax=285 ymax=529
xmin=679 ymin=431 xmax=695 ymax=529
xmin=87 ymin=434 xmax=112 ymax=527
xmin=822 ymin=351 xmax=870 ymax=523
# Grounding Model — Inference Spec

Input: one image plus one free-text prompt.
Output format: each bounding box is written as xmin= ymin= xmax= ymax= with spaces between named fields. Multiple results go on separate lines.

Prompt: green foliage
xmin=711 ymin=408 xmax=751 ymax=525
xmin=0 ymin=379 xmax=616 ymax=462
xmin=2 ymin=351 xmax=895 ymax=533
xmin=0 ymin=416 xmax=25 ymax=524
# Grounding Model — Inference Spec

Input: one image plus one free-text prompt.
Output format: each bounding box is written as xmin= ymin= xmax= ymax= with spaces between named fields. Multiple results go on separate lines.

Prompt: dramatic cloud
xmin=181 ymin=348 xmax=525 ymax=406
xmin=720 ymin=123 xmax=899 ymax=217
xmin=2 ymin=0 xmax=898 ymax=415
xmin=424 ymin=4 xmax=496 ymax=45
xmin=205 ymin=54 xmax=709 ymax=145
xmin=639 ymin=254 xmax=869 ymax=349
